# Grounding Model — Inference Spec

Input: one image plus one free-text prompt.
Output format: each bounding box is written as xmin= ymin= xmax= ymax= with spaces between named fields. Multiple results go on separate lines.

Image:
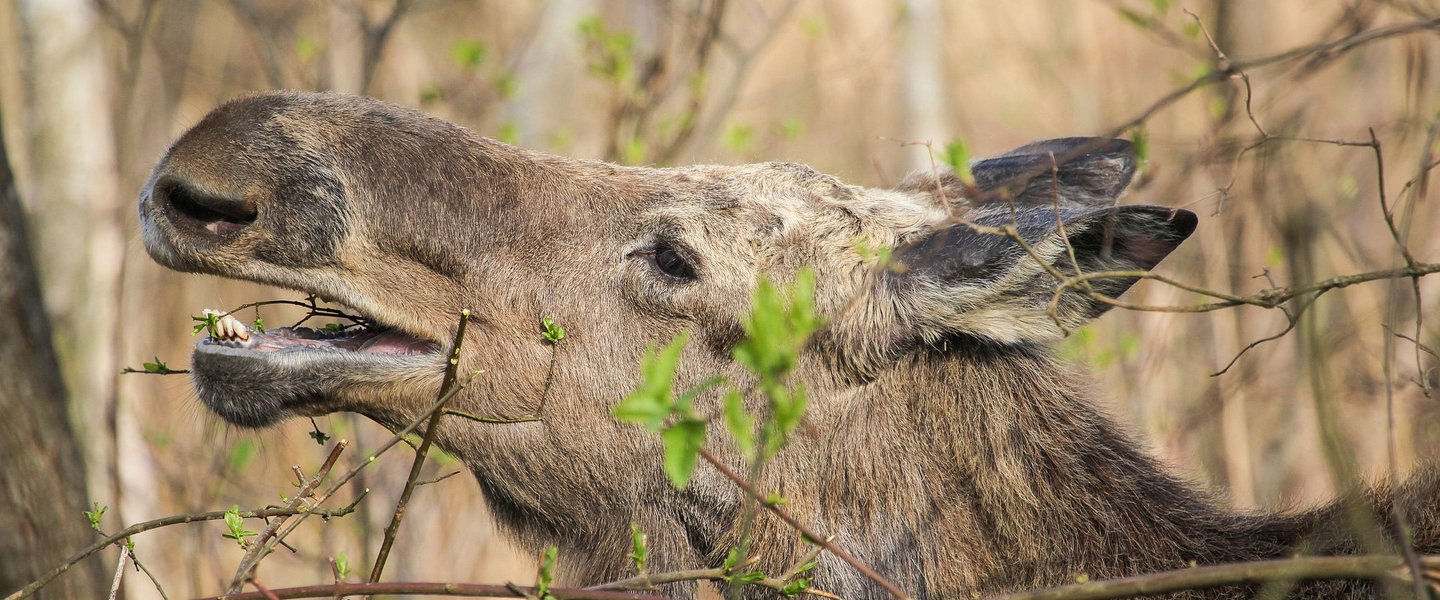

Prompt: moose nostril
xmin=157 ymin=178 xmax=257 ymax=235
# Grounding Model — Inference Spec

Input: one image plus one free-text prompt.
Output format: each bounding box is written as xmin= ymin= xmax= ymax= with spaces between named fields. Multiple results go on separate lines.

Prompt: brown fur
xmin=138 ymin=91 xmax=1438 ymax=598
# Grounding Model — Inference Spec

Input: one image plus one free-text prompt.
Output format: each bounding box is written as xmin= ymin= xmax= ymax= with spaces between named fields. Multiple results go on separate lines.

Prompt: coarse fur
xmin=139 ymin=91 xmax=1439 ymax=598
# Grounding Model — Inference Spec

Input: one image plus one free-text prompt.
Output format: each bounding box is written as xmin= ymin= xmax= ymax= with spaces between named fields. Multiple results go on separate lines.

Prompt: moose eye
xmin=635 ymin=244 xmax=696 ymax=280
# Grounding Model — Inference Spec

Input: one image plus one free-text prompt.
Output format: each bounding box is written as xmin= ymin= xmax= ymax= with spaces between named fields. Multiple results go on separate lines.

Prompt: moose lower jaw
xmin=191 ymin=325 xmax=444 ymax=427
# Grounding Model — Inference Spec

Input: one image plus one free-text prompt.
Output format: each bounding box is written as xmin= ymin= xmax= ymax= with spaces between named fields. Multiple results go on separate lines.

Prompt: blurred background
xmin=1 ymin=0 xmax=1438 ymax=597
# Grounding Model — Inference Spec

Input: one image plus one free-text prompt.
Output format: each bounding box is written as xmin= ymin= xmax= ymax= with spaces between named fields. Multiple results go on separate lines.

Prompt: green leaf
xmin=192 ymin=312 xmax=220 ymax=336
xmin=722 ymin=388 xmax=755 ymax=456
xmin=535 ymin=545 xmax=559 ymax=600
xmin=334 ymin=551 xmax=351 ymax=579
xmin=308 ymin=418 xmax=331 ymax=445
xmin=221 ymin=505 xmax=258 ymax=547
xmin=498 ymin=121 xmax=520 ymax=145
xmin=83 ymin=502 xmax=107 ymax=531
xmin=627 ymin=523 xmax=648 ymax=573
xmin=322 ymin=323 xmax=344 ymax=333
xmin=675 ymin=375 xmax=725 ymax=412
xmin=541 ymin=317 xmax=566 ymax=343
xmin=661 ymin=419 xmax=705 ymax=488
xmin=940 ymin=139 xmax=974 ymax=186
xmin=725 ymin=123 xmax=755 ymax=154
xmin=722 ymin=547 xmax=742 ymax=571
xmin=613 ymin=333 xmax=689 ymax=431
xmin=781 ymin=577 xmax=812 ymax=596
xmin=493 ymin=73 xmax=519 ymax=100
xmin=1128 ymin=126 xmax=1150 ymax=167
xmin=227 ymin=440 xmax=257 ymax=471
xmin=251 ymin=317 xmax=265 ymax=333
xmin=450 ymin=39 xmax=487 ymax=70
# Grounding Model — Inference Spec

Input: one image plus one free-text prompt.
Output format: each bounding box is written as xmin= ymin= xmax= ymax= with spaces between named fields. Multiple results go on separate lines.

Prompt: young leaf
xmin=941 ymin=139 xmax=975 ymax=186
xmin=83 ymin=503 xmax=107 ymax=531
xmin=541 ymin=317 xmax=566 ymax=343
xmin=220 ymin=505 xmax=258 ymax=548
xmin=722 ymin=388 xmax=755 ymax=456
xmin=661 ymin=419 xmax=706 ymax=488
xmin=535 ymin=545 xmax=559 ymax=600
xmin=191 ymin=312 xmax=220 ymax=337
xmin=627 ymin=523 xmax=648 ymax=573
xmin=334 ymin=551 xmax=351 ymax=579
xmin=613 ymin=333 xmax=689 ymax=431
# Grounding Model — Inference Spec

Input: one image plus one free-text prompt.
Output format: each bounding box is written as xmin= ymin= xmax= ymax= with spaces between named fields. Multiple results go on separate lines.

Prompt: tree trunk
xmin=0 ymin=102 xmax=107 ymax=596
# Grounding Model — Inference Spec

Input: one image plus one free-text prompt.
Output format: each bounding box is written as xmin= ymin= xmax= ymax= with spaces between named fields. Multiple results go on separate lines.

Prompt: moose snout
xmin=149 ymin=175 xmax=258 ymax=237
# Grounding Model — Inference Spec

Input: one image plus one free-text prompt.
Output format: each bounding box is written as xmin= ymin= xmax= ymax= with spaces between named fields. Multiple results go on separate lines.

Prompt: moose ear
xmin=887 ymin=205 xmax=1196 ymax=344
xmin=896 ymin=137 xmax=1139 ymax=209
xmin=971 ymin=137 xmax=1139 ymax=207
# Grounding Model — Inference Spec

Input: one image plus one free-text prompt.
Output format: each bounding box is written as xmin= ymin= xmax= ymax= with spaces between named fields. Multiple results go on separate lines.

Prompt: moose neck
xmin=893 ymin=340 xmax=1295 ymax=586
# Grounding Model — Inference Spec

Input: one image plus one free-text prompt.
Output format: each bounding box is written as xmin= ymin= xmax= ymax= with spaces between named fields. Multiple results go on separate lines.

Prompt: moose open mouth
xmin=190 ymin=307 xmax=446 ymax=428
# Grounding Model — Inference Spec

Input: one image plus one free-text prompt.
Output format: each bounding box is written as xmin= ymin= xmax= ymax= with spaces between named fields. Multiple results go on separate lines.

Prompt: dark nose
xmin=152 ymin=176 xmax=257 ymax=235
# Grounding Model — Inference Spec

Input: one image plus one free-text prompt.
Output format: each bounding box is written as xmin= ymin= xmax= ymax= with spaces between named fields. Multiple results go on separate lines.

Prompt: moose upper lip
xmin=155 ymin=177 xmax=257 ymax=236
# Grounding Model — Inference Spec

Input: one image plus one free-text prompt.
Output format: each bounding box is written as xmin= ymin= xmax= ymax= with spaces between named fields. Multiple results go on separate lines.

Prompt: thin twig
xmin=203 ymin=581 xmax=671 ymax=600
xmin=369 ymin=309 xmax=471 ymax=582
xmin=5 ymin=503 xmax=359 ymax=600
xmin=698 ymin=448 xmax=910 ymax=599
xmin=984 ymin=554 xmax=1438 ymax=600
xmin=227 ymin=441 xmax=351 ymax=593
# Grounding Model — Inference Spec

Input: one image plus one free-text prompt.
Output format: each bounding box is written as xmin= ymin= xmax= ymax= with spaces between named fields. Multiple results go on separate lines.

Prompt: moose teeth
xmin=201 ymin=308 xmax=250 ymax=342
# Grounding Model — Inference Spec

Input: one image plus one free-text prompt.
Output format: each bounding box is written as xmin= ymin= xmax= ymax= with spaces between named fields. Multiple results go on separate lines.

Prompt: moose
xmin=139 ymin=91 xmax=1438 ymax=598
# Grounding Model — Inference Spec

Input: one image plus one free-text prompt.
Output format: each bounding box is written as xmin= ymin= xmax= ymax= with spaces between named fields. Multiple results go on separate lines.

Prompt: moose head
xmin=141 ymin=91 xmax=1212 ymax=596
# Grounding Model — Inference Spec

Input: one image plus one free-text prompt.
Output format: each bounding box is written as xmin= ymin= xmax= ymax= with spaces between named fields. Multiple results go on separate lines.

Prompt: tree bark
xmin=0 ymin=102 xmax=107 ymax=597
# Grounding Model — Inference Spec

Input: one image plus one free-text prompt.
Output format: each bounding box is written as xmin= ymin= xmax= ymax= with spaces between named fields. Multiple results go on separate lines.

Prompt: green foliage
xmin=778 ymin=117 xmax=805 ymax=141
xmin=333 ymin=551 xmax=351 ymax=579
xmin=535 ymin=545 xmax=559 ymax=600
xmin=493 ymin=73 xmax=519 ymax=100
xmin=734 ymin=269 xmax=823 ymax=460
xmin=498 ymin=121 xmax=521 ymax=145
xmin=722 ymin=547 xmax=766 ymax=586
xmin=614 ymin=334 xmax=690 ymax=432
xmin=621 ymin=137 xmax=647 ymax=165
xmin=661 ymin=419 xmax=706 ymax=488
xmin=295 ymin=36 xmax=319 ymax=62
xmin=221 ymin=505 xmax=258 ymax=548
xmin=227 ymin=440 xmax=257 ymax=471
xmin=724 ymin=123 xmax=755 ymax=155
xmin=722 ymin=389 xmax=755 ymax=456
xmin=83 ymin=502 xmax=107 ymax=531
xmin=613 ymin=335 xmax=723 ymax=488
xmin=780 ymin=559 xmax=818 ymax=596
xmin=142 ymin=356 xmax=171 ymax=373
xmin=451 ymin=39 xmax=487 ymax=70
xmin=579 ymin=15 xmax=635 ymax=83
xmin=191 ymin=312 xmax=220 ymax=336
xmin=627 ymin=523 xmax=649 ymax=573
xmin=939 ymin=139 xmax=975 ymax=186
xmin=616 ymin=269 xmax=823 ymax=490
xmin=322 ymin=323 xmax=344 ymax=333
xmin=541 ymin=317 xmax=566 ymax=343
xmin=1129 ymin=126 xmax=1150 ymax=167
xmin=251 ymin=317 xmax=265 ymax=333
xmin=307 ymin=418 xmax=331 ymax=445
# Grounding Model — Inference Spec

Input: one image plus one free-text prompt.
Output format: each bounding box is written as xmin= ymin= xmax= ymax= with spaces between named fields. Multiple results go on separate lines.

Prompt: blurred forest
xmin=1 ymin=0 xmax=1439 ymax=597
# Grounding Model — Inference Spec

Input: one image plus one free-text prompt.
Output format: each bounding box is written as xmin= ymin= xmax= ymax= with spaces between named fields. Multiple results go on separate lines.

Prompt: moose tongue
xmin=357 ymin=330 xmax=435 ymax=355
